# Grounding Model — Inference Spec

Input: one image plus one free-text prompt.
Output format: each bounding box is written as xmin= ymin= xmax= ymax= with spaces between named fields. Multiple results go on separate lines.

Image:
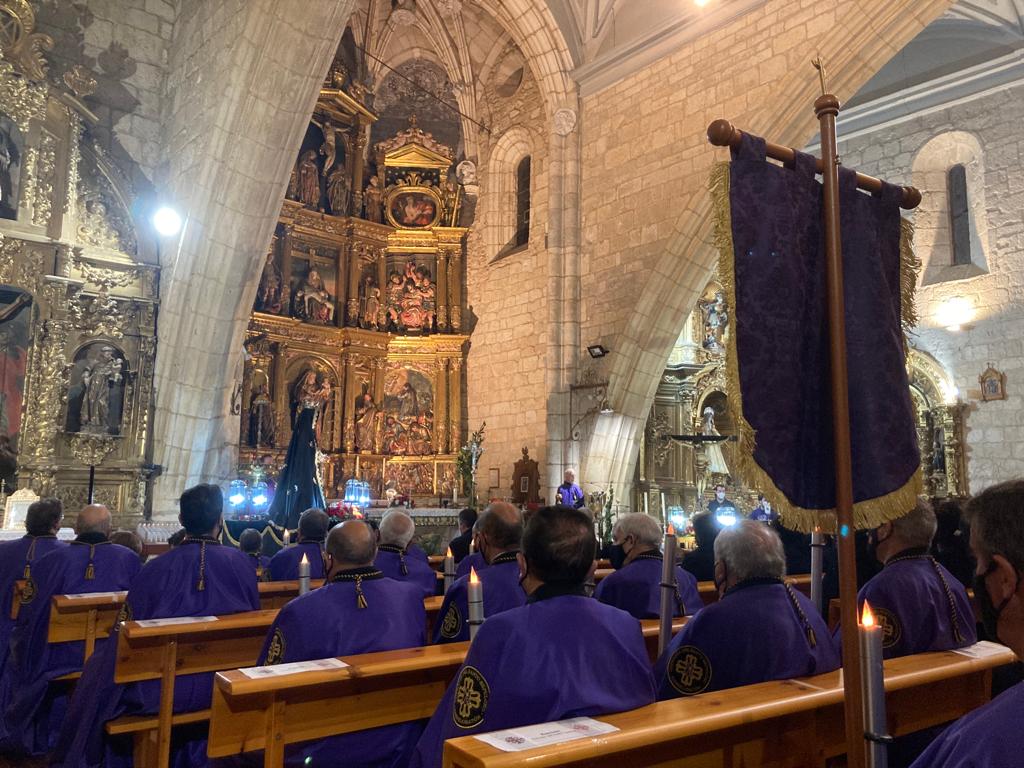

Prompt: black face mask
xmin=608 ymin=543 xmax=627 ymax=570
xmin=974 ymin=561 xmax=1016 ymax=643
xmin=866 ymin=527 xmax=890 ymax=563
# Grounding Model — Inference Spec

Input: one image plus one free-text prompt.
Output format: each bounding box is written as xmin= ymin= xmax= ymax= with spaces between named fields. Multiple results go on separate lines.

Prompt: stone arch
xmin=579 ymin=0 xmax=958 ymax=505
xmin=911 ymin=130 xmax=990 ymax=284
xmin=484 ymin=125 xmax=534 ymax=258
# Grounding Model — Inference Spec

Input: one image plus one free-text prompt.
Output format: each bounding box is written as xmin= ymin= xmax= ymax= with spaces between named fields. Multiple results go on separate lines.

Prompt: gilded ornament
xmin=67 ymin=432 xmax=120 ymax=466
xmin=0 ymin=0 xmax=53 ymax=82
xmin=62 ymin=65 xmax=97 ymax=99
xmin=30 ymin=128 xmax=55 ymax=226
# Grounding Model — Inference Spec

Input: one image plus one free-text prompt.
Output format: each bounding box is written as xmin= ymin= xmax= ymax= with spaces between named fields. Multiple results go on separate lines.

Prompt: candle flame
xmin=300 ymin=553 xmax=309 ymax=565
xmin=861 ymin=600 xmax=875 ymax=627
xmin=470 ymin=567 xmax=479 ymax=584
xmin=667 ymin=524 xmax=675 ymax=536
xmin=446 ymin=547 xmax=453 ymax=558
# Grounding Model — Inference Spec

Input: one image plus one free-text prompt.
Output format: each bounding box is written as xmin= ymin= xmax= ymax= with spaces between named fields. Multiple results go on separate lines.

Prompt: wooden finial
xmin=812 ymin=56 xmax=828 ymax=96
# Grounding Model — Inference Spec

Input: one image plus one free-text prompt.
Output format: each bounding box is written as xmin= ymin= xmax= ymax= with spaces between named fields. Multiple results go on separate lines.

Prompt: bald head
xmin=76 ymin=505 xmax=111 ymax=537
xmin=326 ymin=519 xmax=378 ymax=574
xmin=476 ymin=502 xmax=523 ymax=562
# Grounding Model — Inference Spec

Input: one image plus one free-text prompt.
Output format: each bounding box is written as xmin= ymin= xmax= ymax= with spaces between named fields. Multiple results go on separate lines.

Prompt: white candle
xmin=453 ymin=486 xmax=457 ymax=504
xmin=644 ymin=494 xmax=649 ymax=516
xmin=298 ymin=553 xmax=310 ymax=596
xmin=283 ymin=529 xmax=291 ymax=546
xmin=859 ymin=600 xmax=888 ymax=768
xmin=467 ymin=567 xmax=484 ymax=641
xmin=658 ymin=524 xmax=677 ymax=656
xmin=444 ymin=547 xmax=455 ymax=594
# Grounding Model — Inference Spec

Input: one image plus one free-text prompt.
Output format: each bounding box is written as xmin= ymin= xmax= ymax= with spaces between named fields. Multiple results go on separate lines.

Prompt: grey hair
xmin=714 ymin=519 xmax=786 ymax=581
xmin=379 ymin=509 xmax=415 ymax=549
xmin=890 ymin=498 xmax=937 ymax=549
xmin=966 ymin=479 xmax=1024 ymax=569
xmin=612 ymin=513 xmax=663 ymax=550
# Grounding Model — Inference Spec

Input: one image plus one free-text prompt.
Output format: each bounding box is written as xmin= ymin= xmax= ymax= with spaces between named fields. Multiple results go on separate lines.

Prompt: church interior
xmin=0 ymin=0 xmax=1022 ymax=765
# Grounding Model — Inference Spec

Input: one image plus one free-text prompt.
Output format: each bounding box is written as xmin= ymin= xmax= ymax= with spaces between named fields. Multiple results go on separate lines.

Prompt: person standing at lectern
xmin=556 ymin=469 xmax=585 ymax=508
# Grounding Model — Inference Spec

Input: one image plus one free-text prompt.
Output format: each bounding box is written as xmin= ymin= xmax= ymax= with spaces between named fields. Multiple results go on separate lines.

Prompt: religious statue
xmin=699 ymin=290 xmax=729 ymax=354
xmin=407 ymin=413 xmax=432 ymax=455
xmin=247 ymin=382 xmax=275 ymax=447
xmin=81 ymin=346 xmax=123 ymax=434
xmin=255 ymin=251 xmax=283 ymax=314
xmin=326 ymin=164 xmax=350 ymax=216
xmin=320 ymin=129 xmax=337 ymax=171
xmin=293 ymin=268 xmax=335 ymax=324
xmin=384 ymin=261 xmax=435 ymax=331
xmin=397 ymin=381 xmax=419 ymax=418
xmin=702 ymin=406 xmax=730 ymax=476
xmin=286 ymin=167 xmax=298 ymax=201
xmin=382 ymin=415 xmax=407 ymax=455
xmin=297 ymin=150 xmax=321 ymax=209
xmin=0 ymin=119 xmax=21 ymax=220
xmin=364 ymin=176 xmax=383 ymax=223
xmin=362 ymin=284 xmax=381 ymax=330
xmin=353 ymin=392 xmax=378 ymax=453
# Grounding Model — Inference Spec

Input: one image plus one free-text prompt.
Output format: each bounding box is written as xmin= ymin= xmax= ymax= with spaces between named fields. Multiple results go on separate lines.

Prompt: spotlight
xmin=934 ymin=296 xmax=973 ymax=332
xmin=227 ymin=479 xmax=248 ymax=508
xmin=250 ymin=480 xmax=270 ymax=511
xmin=716 ymin=511 xmax=737 ymax=527
xmin=587 ymin=344 xmax=610 ymax=359
xmin=152 ymin=206 xmax=183 ymax=237
xmin=599 ymin=400 xmax=614 ymax=414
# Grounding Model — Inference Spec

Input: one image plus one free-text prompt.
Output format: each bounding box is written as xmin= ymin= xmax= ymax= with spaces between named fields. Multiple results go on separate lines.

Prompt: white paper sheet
xmin=237 ymin=657 xmax=349 ymax=679
xmin=473 ymin=717 xmax=619 ymax=752
xmin=62 ymin=591 xmax=127 ymax=600
xmin=953 ymin=641 xmax=1012 ymax=660
xmin=135 ymin=616 xmax=219 ymax=627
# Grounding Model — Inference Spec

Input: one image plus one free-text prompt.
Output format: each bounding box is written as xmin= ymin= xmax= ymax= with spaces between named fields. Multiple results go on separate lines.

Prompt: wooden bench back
xmin=256 ymin=580 xmax=324 ymax=609
xmin=441 ymin=645 xmax=1015 ymax=768
xmin=48 ymin=591 xmax=128 ymax=665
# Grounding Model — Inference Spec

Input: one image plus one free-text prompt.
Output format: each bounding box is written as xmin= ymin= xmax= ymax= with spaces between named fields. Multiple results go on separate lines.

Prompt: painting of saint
xmin=383 ymin=257 xmax=436 ymax=332
xmin=388 ymin=191 xmax=439 ymax=228
xmin=0 ymin=116 xmax=23 ymax=221
xmin=0 ymin=287 xmax=31 ymax=450
xmin=66 ymin=343 xmax=127 ymax=435
xmin=382 ymin=368 xmax=434 ymax=456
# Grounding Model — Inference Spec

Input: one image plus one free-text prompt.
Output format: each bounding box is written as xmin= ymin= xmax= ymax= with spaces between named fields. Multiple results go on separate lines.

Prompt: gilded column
xmin=351 ymin=121 xmax=368 ymax=217
xmin=273 ymin=342 xmax=290 ymax=448
xmin=335 ymin=242 xmax=348 ymax=328
xmin=448 ymin=248 xmax=463 ymax=331
xmin=376 ymin=248 xmax=387 ymax=307
xmin=279 ymin=226 xmax=294 ymax=315
xmin=372 ymin=356 xmax=387 ymax=454
xmin=347 ymin=244 xmax=362 ymax=325
xmin=448 ymin=358 xmax=462 ymax=453
xmin=435 ymin=249 xmax=449 ymax=331
xmin=434 ymin=359 xmax=448 ymax=454
xmin=342 ymin=353 xmax=358 ymax=453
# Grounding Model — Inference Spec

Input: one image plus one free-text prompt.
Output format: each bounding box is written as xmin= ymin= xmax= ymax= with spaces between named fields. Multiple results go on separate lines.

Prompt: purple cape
xmin=51 ymin=539 xmax=259 ymax=768
xmin=432 ymin=556 xmax=526 ymax=644
xmin=0 ymin=535 xmax=67 ymax=681
xmin=835 ymin=552 xmax=976 ymax=659
xmin=909 ymin=680 xmax=1024 ymax=768
xmin=594 ymin=553 xmax=703 ymax=620
xmin=455 ymin=552 xmax=486 ymax=579
xmin=374 ymin=545 xmax=437 ymax=598
xmin=267 ymin=541 xmax=325 ymax=581
xmin=410 ymin=590 xmax=656 ymax=768
xmin=244 ymin=552 xmax=270 ymax=580
xmin=655 ymin=579 xmax=839 ymax=699
xmin=0 ymin=538 xmax=141 ymax=756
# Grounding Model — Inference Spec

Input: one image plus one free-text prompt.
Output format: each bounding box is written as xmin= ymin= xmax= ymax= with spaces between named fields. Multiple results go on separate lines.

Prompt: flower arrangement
xmin=455 ymin=421 xmax=486 ymax=508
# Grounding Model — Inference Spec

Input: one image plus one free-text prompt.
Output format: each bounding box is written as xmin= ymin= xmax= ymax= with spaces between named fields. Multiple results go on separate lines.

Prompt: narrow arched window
xmin=948 ymin=164 xmax=971 ymax=266
xmin=514 ymin=156 xmax=531 ymax=248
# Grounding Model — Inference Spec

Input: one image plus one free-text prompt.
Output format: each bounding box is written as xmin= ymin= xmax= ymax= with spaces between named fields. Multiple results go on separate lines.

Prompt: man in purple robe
xmin=239 ymin=528 xmax=270 ymax=580
xmin=836 ymin=500 xmax=975 ymax=658
xmin=374 ymin=510 xmax=438 ymax=598
xmin=230 ymin=519 xmax=426 ymax=767
xmin=410 ymin=506 xmax=656 ymax=768
xmin=267 ymin=509 xmax=327 ymax=581
xmin=0 ymin=504 xmax=141 ymax=757
xmin=433 ymin=502 xmax=525 ymax=644
xmin=595 ymin=512 xmax=703 ymax=619
xmin=555 ymin=469 xmax=585 ymax=508
xmin=0 ymin=498 xmax=66 ymax=683
xmin=911 ymin=480 xmax=1024 ymax=768
xmin=52 ymin=484 xmax=260 ymax=768
xmin=655 ymin=520 xmax=838 ymax=699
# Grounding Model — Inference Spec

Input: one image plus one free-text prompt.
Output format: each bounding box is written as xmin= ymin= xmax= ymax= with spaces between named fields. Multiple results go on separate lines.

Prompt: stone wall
xmin=835 ymin=81 xmax=1024 ymax=493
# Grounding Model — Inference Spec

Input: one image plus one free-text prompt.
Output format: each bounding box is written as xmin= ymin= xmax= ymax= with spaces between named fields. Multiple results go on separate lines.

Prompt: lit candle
xmin=452 ymin=486 xmax=457 ymax=504
xmin=467 ymin=567 xmax=484 ymax=641
xmin=443 ymin=547 xmax=455 ymax=593
xmin=298 ymin=553 xmax=310 ymax=596
xmin=859 ymin=600 xmax=888 ymax=768
xmin=283 ymin=528 xmax=291 ymax=547
xmin=658 ymin=524 xmax=677 ymax=656
xmin=810 ymin=527 xmax=825 ymax=615
xmin=644 ymin=494 xmax=649 ymax=517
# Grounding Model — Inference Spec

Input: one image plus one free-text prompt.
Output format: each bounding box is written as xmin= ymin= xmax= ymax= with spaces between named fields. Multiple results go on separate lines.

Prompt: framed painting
xmin=979 ymin=366 xmax=1006 ymax=402
xmin=385 ymin=187 xmax=441 ymax=229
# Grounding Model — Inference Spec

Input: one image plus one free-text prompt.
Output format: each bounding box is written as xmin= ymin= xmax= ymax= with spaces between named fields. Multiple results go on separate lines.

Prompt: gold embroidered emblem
xmin=440 ymin=602 xmax=462 ymax=639
xmin=875 ymin=607 xmax=902 ymax=649
xmin=452 ymin=665 xmax=489 ymax=728
xmin=19 ymin=578 xmax=35 ymax=605
xmin=668 ymin=645 xmax=712 ymax=696
xmin=264 ymin=628 xmax=286 ymax=665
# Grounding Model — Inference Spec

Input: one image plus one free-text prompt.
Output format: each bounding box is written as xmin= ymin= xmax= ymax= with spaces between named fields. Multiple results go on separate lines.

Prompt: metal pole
xmin=810 ymin=529 xmax=825 ymax=614
xmin=88 ymin=465 xmax=96 ymax=504
xmin=658 ymin=526 xmax=677 ymax=656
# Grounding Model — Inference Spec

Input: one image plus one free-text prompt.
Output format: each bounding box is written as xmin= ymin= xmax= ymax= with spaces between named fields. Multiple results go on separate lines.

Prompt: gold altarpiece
xmin=0 ymin=3 xmax=159 ymax=524
xmin=239 ymin=85 xmax=469 ymax=501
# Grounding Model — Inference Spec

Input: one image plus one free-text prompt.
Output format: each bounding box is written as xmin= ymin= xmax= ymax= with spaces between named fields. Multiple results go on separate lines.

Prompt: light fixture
xmin=227 ymin=479 xmax=248 ymax=508
xmin=152 ymin=206 xmax=183 ymax=237
xmin=250 ymin=480 xmax=270 ymax=510
xmin=934 ymin=296 xmax=973 ymax=331
xmin=715 ymin=511 xmax=737 ymax=527
xmin=599 ymin=399 xmax=614 ymax=414
xmin=587 ymin=344 xmax=610 ymax=359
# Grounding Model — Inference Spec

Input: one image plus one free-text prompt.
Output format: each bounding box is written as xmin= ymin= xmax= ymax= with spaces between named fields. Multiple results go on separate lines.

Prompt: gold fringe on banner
xmin=708 ymin=161 xmax=922 ymax=534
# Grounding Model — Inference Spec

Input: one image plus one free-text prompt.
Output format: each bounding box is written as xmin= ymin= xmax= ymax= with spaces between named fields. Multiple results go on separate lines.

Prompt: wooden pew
xmin=257 ymin=580 xmax=325 ymax=609
xmin=425 ymin=594 xmax=444 ymax=637
xmin=206 ymin=617 xmax=688 ymax=767
xmin=442 ymin=644 xmax=1016 ymax=768
xmin=48 ymin=591 xmax=129 ymax=677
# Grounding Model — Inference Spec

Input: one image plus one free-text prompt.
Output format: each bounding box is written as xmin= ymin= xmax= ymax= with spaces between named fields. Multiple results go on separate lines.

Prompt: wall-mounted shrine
xmin=240 ymin=72 xmax=470 ymax=502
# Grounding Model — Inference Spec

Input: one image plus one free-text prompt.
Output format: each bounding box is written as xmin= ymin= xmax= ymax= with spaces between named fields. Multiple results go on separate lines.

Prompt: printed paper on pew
xmin=954 ymin=641 xmax=1012 ymax=660
xmin=62 ymin=591 xmax=127 ymax=600
xmin=238 ymin=658 xmax=349 ymax=679
xmin=135 ymin=616 xmax=219 ymax=627
xmin=474 ymin=717 xmax=619 ymax=752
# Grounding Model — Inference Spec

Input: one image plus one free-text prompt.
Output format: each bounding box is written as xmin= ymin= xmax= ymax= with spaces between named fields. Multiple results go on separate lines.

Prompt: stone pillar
xmin=346 ymin=244 xmax=362 ymax=325
xmin=448 ymin=358 xmax=462 ymax=453
xmin=434 ymin=358 xmax=448 ymax=454
xmin=351 ymin=121 xmax=368 ymax=217
xmin=435 ymin=248 xmax=449 ymax=331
